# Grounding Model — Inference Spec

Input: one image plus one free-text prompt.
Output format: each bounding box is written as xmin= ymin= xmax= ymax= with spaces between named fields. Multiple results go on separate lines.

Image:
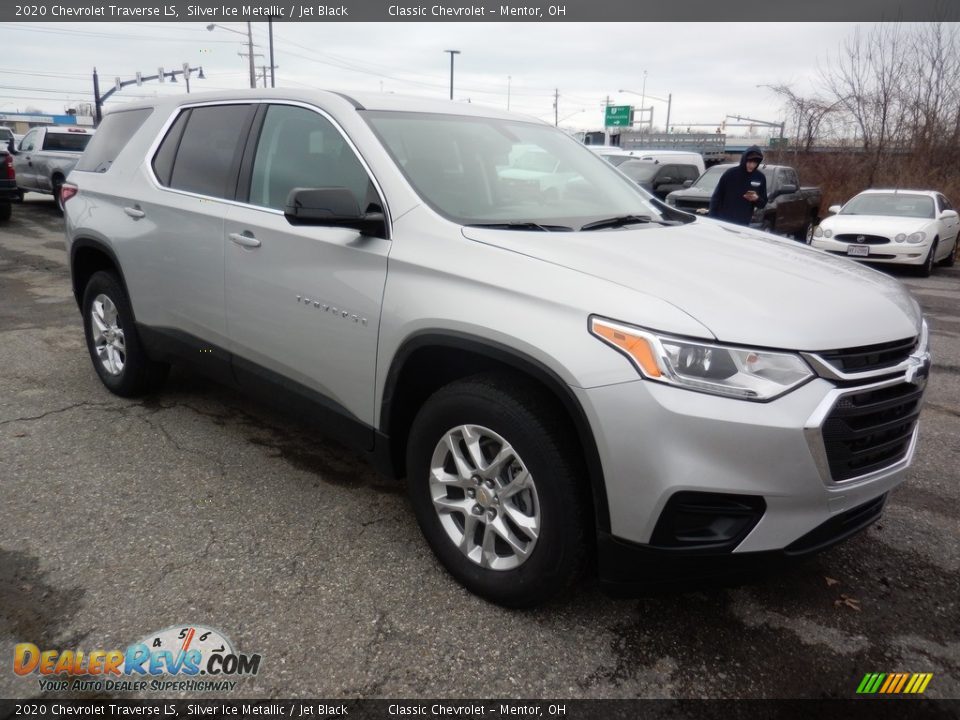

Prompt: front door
xmin=223 ymin=103 xmax=390 ymax=439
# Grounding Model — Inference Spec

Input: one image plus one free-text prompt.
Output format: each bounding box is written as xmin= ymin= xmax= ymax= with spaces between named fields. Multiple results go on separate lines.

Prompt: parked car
xmin=587 ymin=147 xmax=706 ymax=176
xmin=12 ymin=125 xmax=95 ymax=212
xmin=666 ymin=162 xmax=822 ymax=239
xmin=64 ymin=92 xmax=930 ymax=607
xmin=0 ymin=147 xmax=16 ymax=221
xmin=811 ymin=189 xmax=959 ymax=277
xmin=617 ymin=158 xmax=701 ymax=200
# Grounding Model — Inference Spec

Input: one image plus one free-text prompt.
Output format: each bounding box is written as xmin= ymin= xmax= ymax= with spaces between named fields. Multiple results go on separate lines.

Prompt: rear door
xmin=223 ymin=102 xmax=390 ymax=440
xmin=134 ymin=102 xmax=255 ymax=347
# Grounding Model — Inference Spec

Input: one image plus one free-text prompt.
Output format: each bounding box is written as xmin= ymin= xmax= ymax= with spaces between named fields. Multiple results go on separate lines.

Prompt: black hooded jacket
xmin=708 ymin=145 xmax=768 ymax=226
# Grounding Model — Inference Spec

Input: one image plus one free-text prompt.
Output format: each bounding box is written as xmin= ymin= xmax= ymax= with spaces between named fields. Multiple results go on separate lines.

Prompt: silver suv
xmin=64 ymin=91 xmax=930 ymax=606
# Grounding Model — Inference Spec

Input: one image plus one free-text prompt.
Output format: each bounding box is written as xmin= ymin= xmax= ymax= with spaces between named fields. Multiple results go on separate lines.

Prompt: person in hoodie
xmin=708 ymin=145 xmax=767 ymax=226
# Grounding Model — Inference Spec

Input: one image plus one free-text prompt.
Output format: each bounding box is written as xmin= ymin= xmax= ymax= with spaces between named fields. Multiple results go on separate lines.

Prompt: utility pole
xmin=245 ymin=21 xmax=256 ymax=89
xmin=268 ymin=16 xmax=276 ymax=88
xmin=554 ymin=88 xmax=559 ymax=126
xmin=444 ymin=49 xmax=460 ymax=100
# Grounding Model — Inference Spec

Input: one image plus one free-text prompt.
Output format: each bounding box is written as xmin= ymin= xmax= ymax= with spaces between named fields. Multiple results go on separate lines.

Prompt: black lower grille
xmin=675 ymin=200 xmax=709 ymax=212
xmin=827 ymin=250 xmax=897 ymax=259
xmin=822 ymin=383 xmax=923 ymax=481
xmin=834 ymin=233 xmax=890 ymax=245
xmin=785 ymin=493 xmax=887 ymax=555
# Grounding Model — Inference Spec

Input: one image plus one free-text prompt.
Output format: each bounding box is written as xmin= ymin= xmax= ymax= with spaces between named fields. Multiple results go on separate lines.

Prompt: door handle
xmin=229 ymin=231 xmax=261 ymax=248
xmin=123 ymin=206 xmax=145 ymax=219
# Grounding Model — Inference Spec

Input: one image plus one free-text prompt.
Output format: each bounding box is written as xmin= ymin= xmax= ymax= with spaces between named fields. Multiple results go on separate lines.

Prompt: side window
xmin=938 ymin=194 xmax=951 ymax=212
xmin=679 ymin=165 xmax=699 ymax=182
xmin=656 ymin=165 xmax=677 ymax=184
xmin=75 ymin=109 xmax=152 ymax=173
xmin=152 ymin=110 xmax=190 ymax=186
xmin=20 ymin=129 xmax=38 ymax=152
xmin=781 ymin=169 xmax=799 ymax=187
xmin=165 ymin=104 xmax=251 ymax=199
xmin=248 ymin=104 xmax=375 ymax=212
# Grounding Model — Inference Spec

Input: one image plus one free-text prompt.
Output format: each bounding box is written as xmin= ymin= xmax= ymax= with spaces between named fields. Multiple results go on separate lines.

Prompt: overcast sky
xmin=0 ymin=21 xmax=898 ymax=135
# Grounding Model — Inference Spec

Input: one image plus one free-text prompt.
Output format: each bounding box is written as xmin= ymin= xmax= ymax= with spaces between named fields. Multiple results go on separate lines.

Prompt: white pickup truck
xmin=13 ymin=125 xmax=95 ymax=212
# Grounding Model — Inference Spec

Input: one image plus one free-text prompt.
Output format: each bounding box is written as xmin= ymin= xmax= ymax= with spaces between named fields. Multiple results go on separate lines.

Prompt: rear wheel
xmin=406 ymin=373 xmax=587 ymax=607
xmin=0 ymin=201 xmax=10 ymax=222
xmin=81 ymin=271 xmax=168 ymax=397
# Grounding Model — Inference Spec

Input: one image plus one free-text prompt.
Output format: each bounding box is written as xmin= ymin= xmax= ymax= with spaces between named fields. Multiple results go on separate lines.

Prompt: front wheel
xmin=919 ymin=240 xmax=938 ymax=277
xmin=939 ymin=237 xmax=957 ymax=267
xmin=406 ymin=373 xmax=587 ymax=607
xmin=82 ymin=271 xmax=168 ymax=397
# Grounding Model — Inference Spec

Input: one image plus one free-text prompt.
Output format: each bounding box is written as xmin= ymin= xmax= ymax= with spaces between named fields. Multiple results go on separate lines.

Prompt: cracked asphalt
xmin=1 ymin=194 xmax=958 ymax=700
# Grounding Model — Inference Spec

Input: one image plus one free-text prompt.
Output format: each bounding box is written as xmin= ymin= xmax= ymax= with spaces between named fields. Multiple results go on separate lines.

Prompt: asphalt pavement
xmin=1 ymin=194 xmax=958 ymax=700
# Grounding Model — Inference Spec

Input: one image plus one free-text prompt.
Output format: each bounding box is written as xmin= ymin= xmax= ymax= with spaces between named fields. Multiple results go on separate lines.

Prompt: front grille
xmin=822 ymin=382 xmax=923 ymax=481
xmin=818 ymin=337 xmax=917 ymax=373
xmin=834 ymin=233 xmax=890 ymax=245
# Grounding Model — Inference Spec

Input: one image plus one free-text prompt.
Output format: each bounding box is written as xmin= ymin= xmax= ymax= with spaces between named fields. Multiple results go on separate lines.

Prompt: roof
xmin=857 ymin=189 xmax=939 ymax=197
xmin=107 ymin=88 xmax=543 ymax=124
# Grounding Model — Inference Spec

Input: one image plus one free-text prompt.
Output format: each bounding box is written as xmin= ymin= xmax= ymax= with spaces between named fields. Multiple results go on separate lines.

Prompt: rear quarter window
xmin=75 ymin=109 xmax=152 ymax=173
xmin=42 ymin=131 xmax=94 ymax=153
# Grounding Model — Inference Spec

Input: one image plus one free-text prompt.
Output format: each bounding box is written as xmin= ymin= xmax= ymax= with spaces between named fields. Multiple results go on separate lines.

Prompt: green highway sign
xmin=605 ymin=105 xmax=634 ymax=127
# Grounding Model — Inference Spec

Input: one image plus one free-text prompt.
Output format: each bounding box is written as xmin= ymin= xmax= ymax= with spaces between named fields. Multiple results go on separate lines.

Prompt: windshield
xmin=841 ymin=193 xmax=934 ymax=219
xmin=691 ymin=165 xmax=731 ymax=192
xmin=363 ymin=111 xmax=688 ymax=228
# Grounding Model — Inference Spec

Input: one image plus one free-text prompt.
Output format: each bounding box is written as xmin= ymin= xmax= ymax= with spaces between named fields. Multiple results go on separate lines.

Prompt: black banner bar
xmin=2 ymin=0 xmax=959 ymax=23
xmin=1 ymin=699 xmax=958 ymax=720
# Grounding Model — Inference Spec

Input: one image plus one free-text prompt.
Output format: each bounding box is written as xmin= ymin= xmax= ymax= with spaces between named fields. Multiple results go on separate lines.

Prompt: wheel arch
xmin=381 ymin=331 xmax=611 ymax=534
xmin=70 ymin=238 xmax=132 ymax=315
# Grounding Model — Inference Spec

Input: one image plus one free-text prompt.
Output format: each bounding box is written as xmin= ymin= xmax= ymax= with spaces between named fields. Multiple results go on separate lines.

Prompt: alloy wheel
xmin=90 ymin=294 xmax=126 ymax=376
xmin=428 ymin=424 xmax=540 ymax=571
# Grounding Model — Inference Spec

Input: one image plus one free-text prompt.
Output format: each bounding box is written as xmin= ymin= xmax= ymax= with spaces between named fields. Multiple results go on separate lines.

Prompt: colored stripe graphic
xmin=857 ymin=672 xmax=932 ymax=694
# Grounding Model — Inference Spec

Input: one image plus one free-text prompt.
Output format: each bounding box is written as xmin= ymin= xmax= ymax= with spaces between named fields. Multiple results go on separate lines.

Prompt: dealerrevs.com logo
xmin=14 ymin=624 xmax=262 ymax=693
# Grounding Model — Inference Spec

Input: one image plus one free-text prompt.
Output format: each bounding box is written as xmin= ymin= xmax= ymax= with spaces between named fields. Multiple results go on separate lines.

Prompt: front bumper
xmin=576 ymin=352 xmax=928 ymax=585
xmin=811 ymin=237 xmax=930 ymax=265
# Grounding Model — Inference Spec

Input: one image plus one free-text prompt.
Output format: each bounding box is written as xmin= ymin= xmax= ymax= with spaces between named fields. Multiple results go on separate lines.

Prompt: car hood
xmin=822 ymin=214 xmax=931 ymax=236
xmin=461 ymin=219 xmax=921 ymax=350
xmin=667 ymin=187 xmax=712 ymax=201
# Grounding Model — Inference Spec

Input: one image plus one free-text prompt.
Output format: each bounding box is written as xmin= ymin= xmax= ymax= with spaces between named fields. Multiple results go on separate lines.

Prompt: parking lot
xmin=1 ymin=195 xmax=958 ymax=700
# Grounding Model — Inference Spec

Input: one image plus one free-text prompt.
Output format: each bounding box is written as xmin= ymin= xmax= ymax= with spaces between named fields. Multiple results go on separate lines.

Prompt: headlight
xmin=824 ymin=228 xmax=833 ymax=238
xmin=665 ymin=196 xmax=676 ymax=206
xmin=813 ymin=226 xmax=823 ymax=238
xmin=906 ymin=231 xmax=926 ymax=244
xmin=895 ymin=233 xmax=906 ymax=243
xmin=589 ymin=317 xmax=814 ymax=401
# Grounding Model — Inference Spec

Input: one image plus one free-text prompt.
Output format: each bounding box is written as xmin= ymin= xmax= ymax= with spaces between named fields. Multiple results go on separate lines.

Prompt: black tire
xmin=919 ymin=240 xmax=938 ymax=277
xmin=406 ymin=372 xmax=588 ymax=607
xmin=81 ymin=271 xmax=168 ymax=397
xmin=12 ymin=189 xmax=23 ymax=203
xmin=0 ymin=201 xmax=10 ymax=222
xmin=52 ymin=176 xmax=65 ymax=215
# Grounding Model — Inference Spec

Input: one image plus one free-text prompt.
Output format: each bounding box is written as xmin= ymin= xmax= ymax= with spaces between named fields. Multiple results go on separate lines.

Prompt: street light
xmin=207 ymin=22 xmax=256 ymax=89
xmin=620 ymin=88 xmax=672 ymax=133
xmin=444 ymin=49 xmax=460 ymax=101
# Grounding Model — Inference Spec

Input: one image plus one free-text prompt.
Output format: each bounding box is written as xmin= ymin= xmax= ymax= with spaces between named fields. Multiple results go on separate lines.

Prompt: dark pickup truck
xmin=664 ymin=163 xmax=822 ymax=240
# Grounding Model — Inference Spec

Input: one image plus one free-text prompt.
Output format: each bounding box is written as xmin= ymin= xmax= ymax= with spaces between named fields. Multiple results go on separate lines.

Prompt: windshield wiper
xmin=580 ymin=214 xmax=676 ymax=231
xmin=466 ymin=222 xmax=573 ymax=232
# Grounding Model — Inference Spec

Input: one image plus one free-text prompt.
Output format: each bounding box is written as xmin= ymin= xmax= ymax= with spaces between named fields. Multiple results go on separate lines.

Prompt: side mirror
xmin=939 ymin=209 xmax=958 ymax=219
xmin=828 ymin=204 xmax=842 ymax=215
xmin=779 ymin=183 xmax=798 ymax=194
xmin=284 ymin=187 xmax=385 ymax=236
xmin=682 ymin=179 xmax=693 ymax=188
